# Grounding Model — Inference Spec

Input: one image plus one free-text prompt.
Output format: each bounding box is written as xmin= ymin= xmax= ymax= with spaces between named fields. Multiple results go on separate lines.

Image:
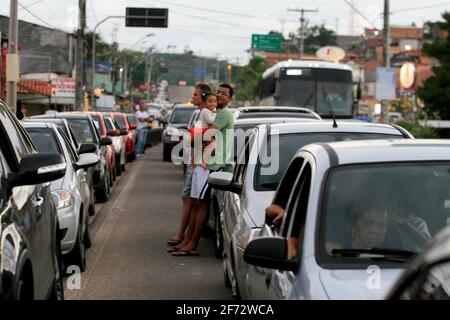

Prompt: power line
xmin=342 ymin=0 xmax=377 ymax=28
xmin=18 ymin=1 xmax=58 ymax=29
xmin=392 ymin=2 xmax=450 ymax=13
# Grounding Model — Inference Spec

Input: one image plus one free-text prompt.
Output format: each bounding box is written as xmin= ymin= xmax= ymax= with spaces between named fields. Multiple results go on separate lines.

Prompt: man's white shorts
xmin=190 ymin=166 xmax=211 ymax=200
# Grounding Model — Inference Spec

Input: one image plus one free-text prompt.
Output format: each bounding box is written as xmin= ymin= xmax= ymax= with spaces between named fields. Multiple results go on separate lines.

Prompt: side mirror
xmin=129 ymin=124 xmax=137 ymax=130
xmin=10 ymin=153 xmax=66 ymax=188
xmin=100 ymin=137 xmax=113 ymax=146
xmin=208 ymin=172 xmax=242 ymax=194
xmin=75 ymin=153 xmax=99 ymax=170
xmin=120 ymin=128 xmax=128 ymax=136
xmin=78 ymin=143 xmax=97 ymax=155
xmin=244 ymin=237 xmax=297 ymax=272
xmin=108 ymin=129 xmax=120 ymax=137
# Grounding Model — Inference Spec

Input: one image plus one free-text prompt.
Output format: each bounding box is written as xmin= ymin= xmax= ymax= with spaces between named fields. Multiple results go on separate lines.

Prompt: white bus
xmin=260 ymin=60 xmax=354 ymax=118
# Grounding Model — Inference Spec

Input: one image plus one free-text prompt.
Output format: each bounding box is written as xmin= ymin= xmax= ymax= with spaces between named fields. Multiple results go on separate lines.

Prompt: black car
xmin=0 ymin=100 xmax=66 ymax=300
xmin=162 ymin=104 xmax=195 ymax=162
xmin=32 ymin=112 xmax=112 ymax=203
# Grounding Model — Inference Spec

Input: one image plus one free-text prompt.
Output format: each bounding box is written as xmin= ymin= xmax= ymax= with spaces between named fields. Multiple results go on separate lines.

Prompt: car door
xmin=0 ymin=107 xmax=54 ymax=298
xmin=246 ymin=156 xmax=311 ymax=300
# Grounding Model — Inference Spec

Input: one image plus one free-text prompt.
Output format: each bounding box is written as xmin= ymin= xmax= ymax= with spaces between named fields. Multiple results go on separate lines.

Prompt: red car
xmin=111 ymin=112 xmax=136 ymax=162
xmin=88 ymin=112 xmax=117 ymax=185
xmin=125 ymin=114 xmax=138 ymax=157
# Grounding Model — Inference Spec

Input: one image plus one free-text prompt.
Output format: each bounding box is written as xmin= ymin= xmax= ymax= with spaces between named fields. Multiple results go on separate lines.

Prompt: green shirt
xmin=208 ymin=106 xmax=234 ymax=171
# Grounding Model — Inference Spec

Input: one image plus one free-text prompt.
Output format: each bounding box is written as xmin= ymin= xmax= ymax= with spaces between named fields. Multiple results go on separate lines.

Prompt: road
xmin=65 ymin=145 xmax=232 ymax=300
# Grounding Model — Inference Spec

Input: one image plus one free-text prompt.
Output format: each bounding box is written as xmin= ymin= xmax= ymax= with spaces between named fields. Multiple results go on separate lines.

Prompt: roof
xmin=173 ymin=104 xmax=196 ymax=110
xmin=263 ymin=60 xmax=353 ymax=78
xmin=22 ymin=121 xmax=56 ymax=129
xmin=235 ymin=117 xmax=318 ymax=127
xmin=32 ymin=112 xmax=92 ymax=120
xmin=237 ymin=106 xmax=321 ymax=120
xmin=267 ymin=121 xmax=408 ymax=136
xmin=17 ymin=79 xmax=52 ymax=96
xmin=303 ymin=139 xmax=450 ymax=166
xmin=26 ymin=117 xmax=68 ymax=125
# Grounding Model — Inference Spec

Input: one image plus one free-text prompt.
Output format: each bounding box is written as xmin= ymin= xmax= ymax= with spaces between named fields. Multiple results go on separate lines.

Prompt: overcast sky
xmin=0 ymin=0 xmax=448 ymax=64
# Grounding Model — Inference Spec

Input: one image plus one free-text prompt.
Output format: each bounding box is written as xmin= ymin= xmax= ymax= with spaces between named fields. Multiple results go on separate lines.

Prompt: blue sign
xmin=376 ymin=67 xmax=396 ymax=100
xmin=194 ymin=69 xmax=205 ymax=76
xmin=85 ymin=61 xmax=112 ymax=74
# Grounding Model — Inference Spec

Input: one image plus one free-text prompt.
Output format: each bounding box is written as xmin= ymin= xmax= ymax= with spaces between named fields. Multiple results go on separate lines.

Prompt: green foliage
xmin=85 ymin=32 xmax=111 ymax=61
xmin=235 ymin=57 xmax=268 ymax=103
xmin=418 ymin=12 xmax=450 ymax=119
xmin=303 ymin=25 xmax=337 ymax=54
xmin=396 ymin=120 xmax=440 ymax=138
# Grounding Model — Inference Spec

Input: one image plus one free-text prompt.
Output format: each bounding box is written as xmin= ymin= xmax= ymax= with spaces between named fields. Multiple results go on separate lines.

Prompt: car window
xmin=255 ymin=132 xmax=403 ymax=191
xmin=170 ymin=108 xmax=195 ymax=124
xmin=0 ymin=149 xmax=7 ymax=206
xmin=0 ymin=106 xmax=30 ymax=162
xmin=104 ymin=118 xmax=114 ymax=131
xmin=319 ymin=162 xmax=450 ymax=266
xmin=127 ymin=116 xmax=137 ymax=126
xmin=58 ymin=127 xmax=78 ymax=164
xmin=67 ymin=119 xmax=97 ymax=144
xmin=26 ymin=128 xmax=62 ymax=156
xmin=114 ymin=115 xmax=127 ymax=129
xmin=91 ymin=115 xmax=102 ymax=134
xmin=234 ymin=132 xmax=256 ymax=185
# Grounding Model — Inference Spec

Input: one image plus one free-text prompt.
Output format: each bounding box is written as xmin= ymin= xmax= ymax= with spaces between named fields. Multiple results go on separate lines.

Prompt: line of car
xmin=0 ymin=99 xmax=140 ymax=300
xmin=164 ymin=104 xmax=450 ymax=300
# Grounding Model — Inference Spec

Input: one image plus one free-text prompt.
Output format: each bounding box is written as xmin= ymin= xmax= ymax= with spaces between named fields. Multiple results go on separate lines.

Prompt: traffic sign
xmin=194 ymin=69 xmax=205 ymax=76
xmin=125 ymin=8 xmax=168 ymax=28
xmin=251 ymin=34 xmax=282 ymax=52
xmin=376 ymin=67 xmax=396 ymax=100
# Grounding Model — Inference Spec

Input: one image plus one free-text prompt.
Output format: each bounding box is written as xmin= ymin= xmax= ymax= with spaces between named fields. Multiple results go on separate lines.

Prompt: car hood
xmin=50 ymin=176 xmax=65 ymax=192
xmin=247 ymin=191 xmax=275 ymax=227
xmin=168 ymin=123 xmax=188 ymax=129
xmin=318 ymin=268 xmax=404 ymax=300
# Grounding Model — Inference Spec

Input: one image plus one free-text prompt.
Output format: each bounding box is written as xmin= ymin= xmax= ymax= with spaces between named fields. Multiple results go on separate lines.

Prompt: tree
xmin=303 ymin=24 xmax=337 ymax=54
xmin=85 ymin=32 xmax=112 ymax=61
xmin=235 ymin=57 xmax=267 ymax=103
xmin=418 ymin=12 xmax=450 ymax=119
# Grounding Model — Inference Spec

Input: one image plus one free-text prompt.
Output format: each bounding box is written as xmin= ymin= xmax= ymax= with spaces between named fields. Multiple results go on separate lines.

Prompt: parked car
xmin=238 ymin=139 xmax=450 ymax=300
xmin=124 ymin=114 xmax=137 ymax=160
xmin=23 ymin=122 xmax=98 ymax=271
xmin=208 ymin=121 xmax=414 ymax=298
xmin=88 ymin=111 xmax=117 ymax=185
xmin=0 ymin=100 xmax=66 ymax=300
xmin=207 ymin=116 xmax=320 ymax=258
xmin=387 ymin=223 xmax=450 ymax=300
xmin=162 ymin=104 xmax=196 ymax=162
xmin=103 ymin=114 xmax=126 ymax=176
xmin=27 ymin=117 xmax=98 ymax=216
xmin=33 ymin=112 xmax=113 ymax=203
xmin=111 ymin=112 xmax=135 ymax=164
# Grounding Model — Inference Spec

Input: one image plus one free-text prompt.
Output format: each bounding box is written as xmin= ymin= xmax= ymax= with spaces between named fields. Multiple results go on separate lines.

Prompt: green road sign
xmin=251 ymin=34 xmax=282 ymax=52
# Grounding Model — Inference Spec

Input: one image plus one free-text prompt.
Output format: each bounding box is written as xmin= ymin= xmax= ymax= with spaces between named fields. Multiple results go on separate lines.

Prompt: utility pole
xmin=6 ymin=0 xmax=19 ymax=113
xmin=74 ymin=0 xmax=86 ymax=111
xmin=381 ymin=0 xmax=391 ymax=124
xmin=287 ymin=7 xmax=318 ymax=58
xmin=111 ymin=25 xmax=118 ymax=104
xmin=215 ymin=54 xmax=220 ymax=84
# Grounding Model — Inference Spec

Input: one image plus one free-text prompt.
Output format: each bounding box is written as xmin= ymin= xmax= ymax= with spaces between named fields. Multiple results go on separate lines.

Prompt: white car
xmin=243 ymin=139 xmax=450 ymax=299
xmin=23 ymin=122 xmax=98 ymax=271
xmin=208 ymin=121 xmax=414 ymax=298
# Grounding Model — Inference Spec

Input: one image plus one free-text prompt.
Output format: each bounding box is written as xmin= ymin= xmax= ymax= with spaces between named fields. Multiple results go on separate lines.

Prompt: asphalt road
xmin=65 ymin=145 xmax=232 ymax=300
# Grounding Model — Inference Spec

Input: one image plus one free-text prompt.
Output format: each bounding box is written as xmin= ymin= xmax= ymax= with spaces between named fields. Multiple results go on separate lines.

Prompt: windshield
xmin=278 ymin=80 xmax=315 ymax=108
xmin=104 ymin=119 xmax=114 ymax=131
xmin=255 ymin=132 xmax=403 ymax=191
xmin=320 ymin=162 xmax=450 ymax=265
xmin=127 ymin=115 xmax=137 ymax=126
xmin=114 ymin=115 xmax=127 ymax=129
xmin=170 ymin=108 xmax=195 ymax=124
xmin=90 ymin=115 xmax=103 ymax=135
xmin=67 ymin=119 xmax=97 ymax=144
xmin=27 ymin=129 xmax=62 ymax=155
xmin=316 ymin=81 xmax=353 ymax=117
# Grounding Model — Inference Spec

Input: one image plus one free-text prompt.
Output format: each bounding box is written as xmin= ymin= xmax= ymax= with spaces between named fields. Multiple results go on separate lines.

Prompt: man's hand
xmin=265 ymin=204 xmax=285 ymax=226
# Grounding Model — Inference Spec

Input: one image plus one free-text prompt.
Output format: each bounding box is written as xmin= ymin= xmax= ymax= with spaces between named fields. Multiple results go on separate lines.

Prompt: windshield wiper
xmin=331 ymin=248 xmax=416 ymax=262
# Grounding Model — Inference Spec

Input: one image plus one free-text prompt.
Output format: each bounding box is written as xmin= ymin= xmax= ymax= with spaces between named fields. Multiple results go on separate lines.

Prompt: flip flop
xmin=171 ymin=249 xmax=199 ymax=257
xmin=167 ymin=238 xmax=183 ymax=246
xmin=166 ymin=247 xmax=180 ymax=253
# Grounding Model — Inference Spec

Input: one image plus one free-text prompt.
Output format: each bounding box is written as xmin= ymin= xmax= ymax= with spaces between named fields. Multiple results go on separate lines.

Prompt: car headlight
xmin=166 ymin=126 xmax=180 ymax=136
xmin=52 ymin=190 xmax=73 ymax=209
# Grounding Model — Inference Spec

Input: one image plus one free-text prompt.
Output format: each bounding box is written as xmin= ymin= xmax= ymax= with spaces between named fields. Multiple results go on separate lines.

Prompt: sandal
xmin=171 ymin=249 xmax=199 ymax=257
xmin=166 ymin=247 xmax=180 ymax=253
xmin=167 ymin=238 xmax=183 ymax=246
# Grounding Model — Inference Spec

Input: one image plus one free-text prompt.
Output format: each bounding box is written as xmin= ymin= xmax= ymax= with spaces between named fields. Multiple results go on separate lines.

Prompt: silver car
xmin=23 ymin=122 xmax=98 ymax=272
xmin=209 ymin=121 xmax=414 ymax=299
xmin=243 ymin=139 xmax=450 ymax=299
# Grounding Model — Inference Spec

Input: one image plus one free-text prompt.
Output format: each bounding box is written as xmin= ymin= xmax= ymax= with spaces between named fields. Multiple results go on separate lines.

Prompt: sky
xmin=0 ymin=0 xmax=449 ymax=64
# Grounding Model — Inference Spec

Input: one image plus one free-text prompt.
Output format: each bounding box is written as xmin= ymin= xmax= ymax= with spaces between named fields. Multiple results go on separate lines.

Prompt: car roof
xmin=25 ymin=117 xmax=68 ymax=125
xmin=22 ymin=121 xmax=57 ymax=130
xmin=266 ymin=121 xmax=407 ymax=136
xmin=173 ymin=104 xmax=195 ymax=110
xmin=302 ymin=139 xmax=450 ymax=166
xmin=32 ymin=112 xmax=92 ymax=119
xmin=235 ymin=117 xmax=319 ymax=126
xmin=236 ymin=106 xmax=321 ymax=120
